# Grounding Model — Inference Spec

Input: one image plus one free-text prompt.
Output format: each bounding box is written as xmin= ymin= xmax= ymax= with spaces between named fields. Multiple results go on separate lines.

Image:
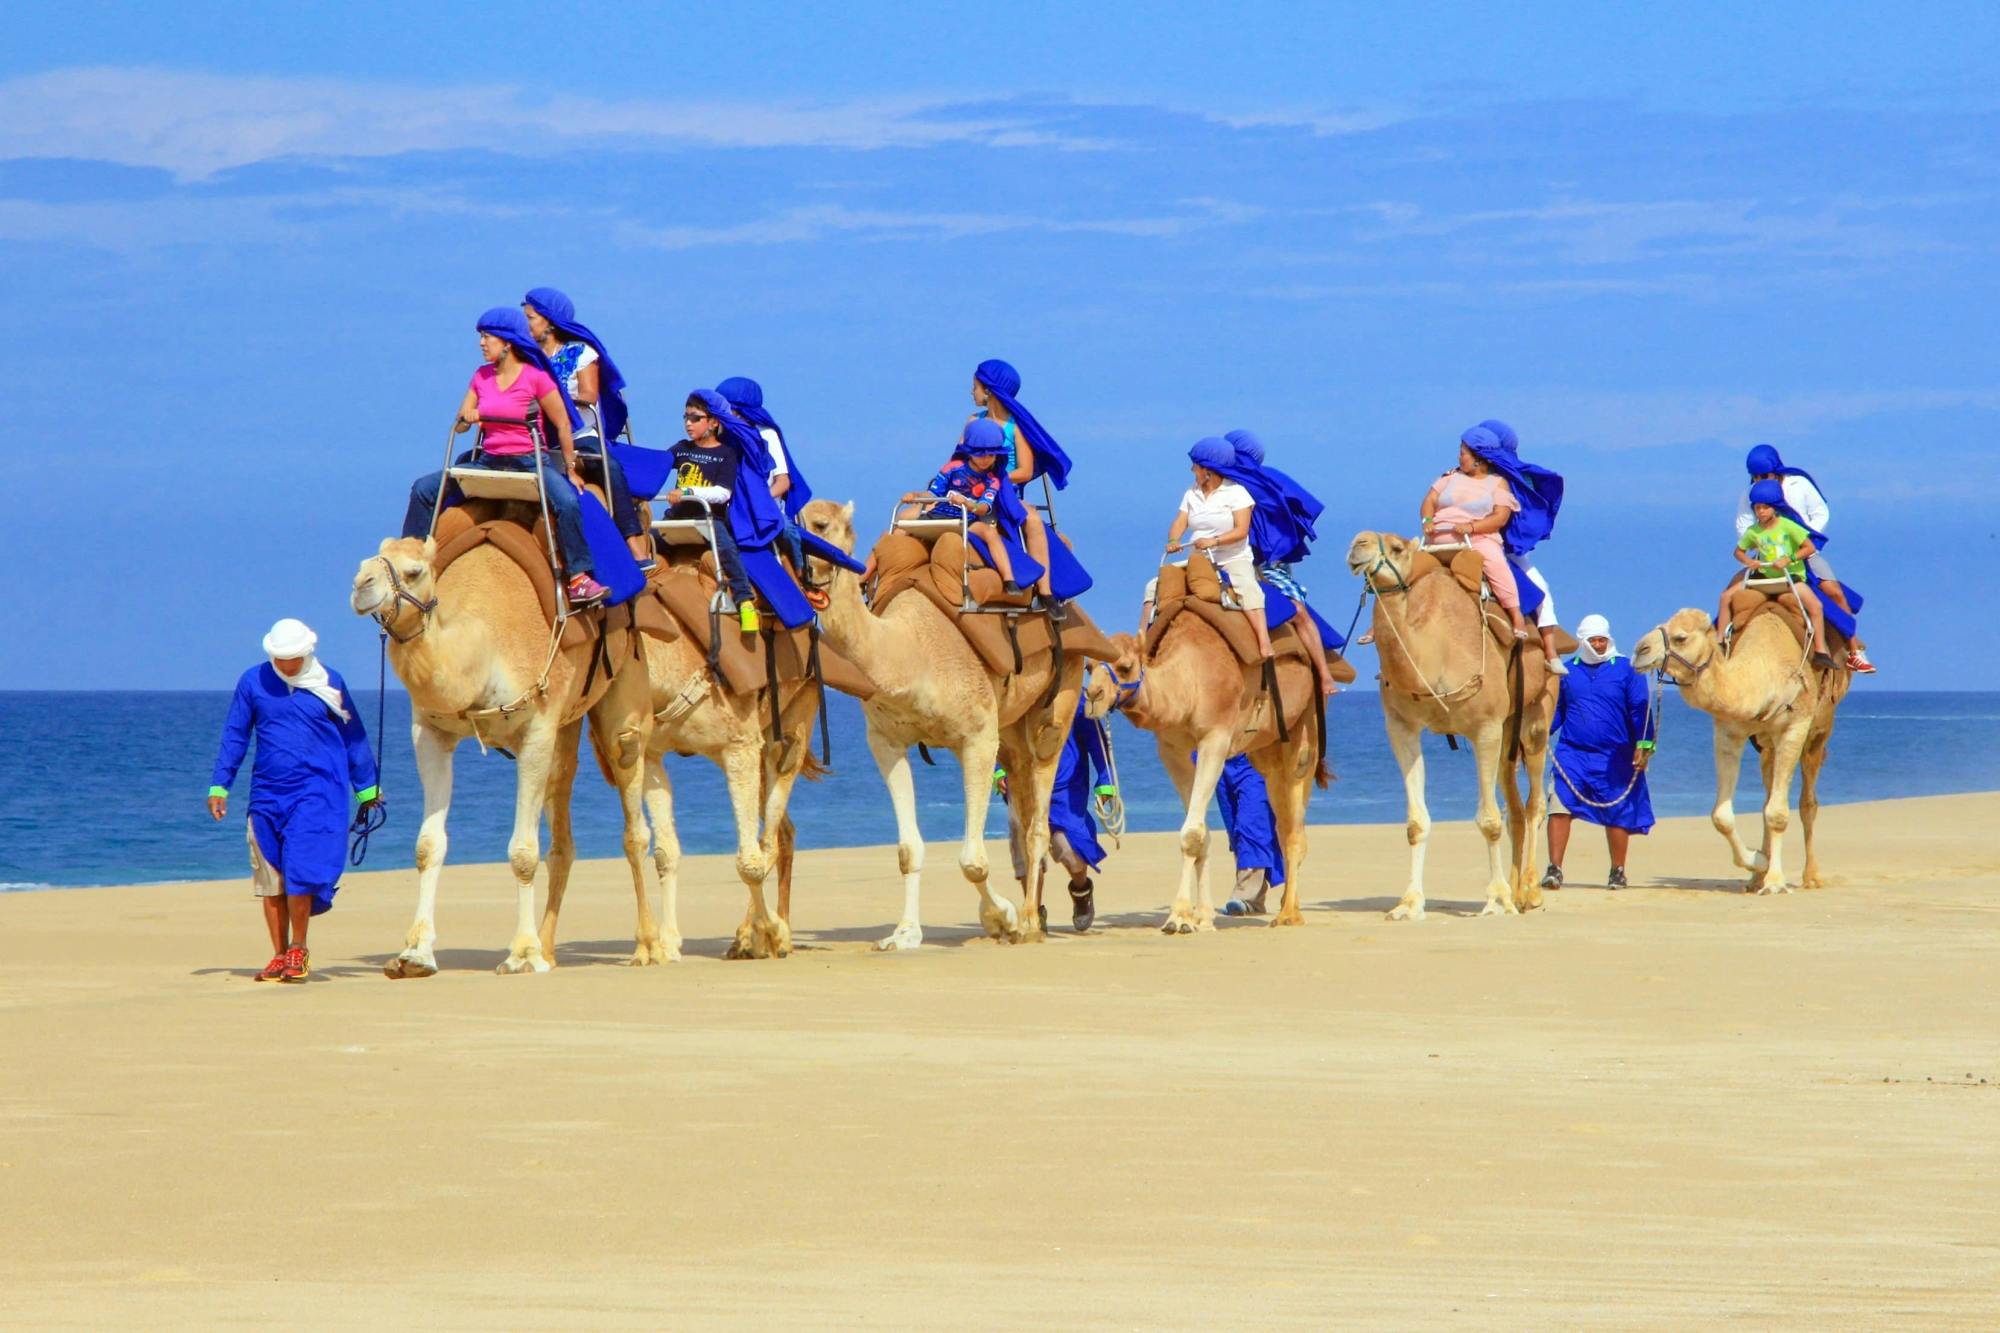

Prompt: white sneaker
xmin=1546 ymin=656 xmax=1569 ymax=676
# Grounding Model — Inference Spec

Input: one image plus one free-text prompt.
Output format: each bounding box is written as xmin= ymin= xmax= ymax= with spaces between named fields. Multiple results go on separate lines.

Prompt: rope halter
xmin=370 ymin=554 xmax=440 ymax=644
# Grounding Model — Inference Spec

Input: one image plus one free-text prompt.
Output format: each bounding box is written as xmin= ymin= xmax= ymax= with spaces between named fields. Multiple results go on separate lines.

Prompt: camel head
xmin=1101 ymin=631 xmax=1152 ymax=723
xmin=1347 ymin=530 xmax=1418 ymax=593
xmin=1631 ymin=608 xmax=1717 ymax=684
xmin=352 ymin=536 xmax=439 ymax=639
xmin=1080 ymin=661 xmax=1121 ymax=721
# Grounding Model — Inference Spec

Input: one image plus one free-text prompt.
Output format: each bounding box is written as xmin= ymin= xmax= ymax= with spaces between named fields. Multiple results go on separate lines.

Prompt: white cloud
xmin=612 ymin=198 xmax=1258 ymax=251
xmin=1484 ymin=388 xmax=2000 ymax=452
xmin=0 ymin=67 xmax=1111 ymax=180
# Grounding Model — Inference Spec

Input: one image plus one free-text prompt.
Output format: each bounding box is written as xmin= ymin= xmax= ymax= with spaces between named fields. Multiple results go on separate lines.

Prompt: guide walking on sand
xmin=208 ymin=619 xmax=380 ymax=982
xmin=1541 ymin=615 xmax=1655 ymax=891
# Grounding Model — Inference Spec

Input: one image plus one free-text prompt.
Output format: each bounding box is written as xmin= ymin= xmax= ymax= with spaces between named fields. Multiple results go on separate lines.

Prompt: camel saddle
xmin=1403 ymin=547 xmax=1579 ymax=657
xmin=633 ymin=548 xmax=875 ymax=701
xmin=868 ymin=530 xmax=1117 ymax=678
xmin=1145 ymin=556 xmax=1359 ymax=684
xmin=1726 ymin=581 xmax=1847 ymax=657
xmin=428 ymin=511 xmax=643 ymax=720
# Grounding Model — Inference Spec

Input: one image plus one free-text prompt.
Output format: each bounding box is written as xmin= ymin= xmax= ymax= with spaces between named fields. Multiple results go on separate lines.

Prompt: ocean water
xmin=1 ymin=689 xmax=1995 ymax=891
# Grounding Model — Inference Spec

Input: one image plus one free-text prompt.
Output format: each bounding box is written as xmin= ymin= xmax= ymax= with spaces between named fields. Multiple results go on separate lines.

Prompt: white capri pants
xmin=1215 ymin=552 xmax=1266 ymax=611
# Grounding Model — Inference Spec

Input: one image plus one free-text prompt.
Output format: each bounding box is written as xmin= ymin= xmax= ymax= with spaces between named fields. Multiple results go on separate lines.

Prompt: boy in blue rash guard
xmin=899 ymin=419 xmax=1027 ymax=594
xmin=208 ymin=619 xmax=379 ymax=983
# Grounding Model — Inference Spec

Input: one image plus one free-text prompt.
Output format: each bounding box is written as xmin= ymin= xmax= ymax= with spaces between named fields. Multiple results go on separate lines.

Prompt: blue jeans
xmin=403 ymin=449 xmax=594 ymax=578
xmin=667 ymin=503 xmax=754 ymax=604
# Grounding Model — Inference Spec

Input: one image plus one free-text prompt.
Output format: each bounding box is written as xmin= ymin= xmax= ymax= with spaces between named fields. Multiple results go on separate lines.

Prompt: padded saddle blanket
xmin=867 ymin=530 xmax=1117 ymax=678
xmin=429 ymin=515 xmax=643 ymax=718
xmin=1403 ymin=547 xmax=1579 ymax=657
xmin=1145 ymin=556 xmax=1359 ymax=684
xmin=1726 ymin=585 xmax=1847 ymax=656
xmin=632 ymin=556 xmax=874 ymax=700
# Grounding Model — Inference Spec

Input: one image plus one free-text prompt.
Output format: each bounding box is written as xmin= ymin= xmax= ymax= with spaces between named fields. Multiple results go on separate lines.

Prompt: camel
xmin=558 ymin=603 xmax=828 ymax=963
xmin=1631 ymin=607 xmax=1850 ymax=892
xmin=1104 ymin=607 xmax=1326 ymax=934
xmin=796 ymin=499 xmax=1084 ymax=949
xmin=1346 ymin=532 xmax=1557 ymax=919
xmin=350 ymin=535 xmax=658 ymax=976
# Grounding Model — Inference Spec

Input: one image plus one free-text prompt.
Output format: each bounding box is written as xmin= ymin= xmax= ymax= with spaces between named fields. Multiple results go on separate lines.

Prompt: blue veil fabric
xmin=975 ymin=359 xmax=1073 ymax=489
xmin=1460 ymin=423 xmax=1562 ymax=557
xmin=719 ymin=376 xmax=814 ymax=518
xmin=1192 ymin=437 xmax=1311 ymax=568
xmin=1225 ymin=428 xmax=1322 ymax=561
xmin=1745 ymin=443 xmax=1829 ymax=545
xmin=523 ymin=288 xmax=627 ymax=441
xmin=476 ymin=307 xmax=582 ymax=433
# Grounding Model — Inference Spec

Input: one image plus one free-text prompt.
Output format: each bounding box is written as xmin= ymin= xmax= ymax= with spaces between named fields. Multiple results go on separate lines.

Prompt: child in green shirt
xmin=1721 ymin=489 xmax=1835 ymax=669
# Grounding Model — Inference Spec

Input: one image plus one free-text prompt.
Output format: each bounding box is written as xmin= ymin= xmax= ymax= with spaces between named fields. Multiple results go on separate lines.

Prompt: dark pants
xmin=669 ymin=503 xmax=754 ymax=604
xmin=574 ymin=435 xmax=643 ymax=540
xmin=404 ymin=449 xmax=595 ymax=577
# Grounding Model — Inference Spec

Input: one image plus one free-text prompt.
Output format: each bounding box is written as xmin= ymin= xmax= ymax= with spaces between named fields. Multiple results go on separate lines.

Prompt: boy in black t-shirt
xmin=670 ymin=399 xmax=760 ymax=631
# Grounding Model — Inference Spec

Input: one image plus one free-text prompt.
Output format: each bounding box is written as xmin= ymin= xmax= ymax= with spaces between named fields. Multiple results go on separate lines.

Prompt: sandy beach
xmin=2 ymin=792 xmax=1996 ymax=1328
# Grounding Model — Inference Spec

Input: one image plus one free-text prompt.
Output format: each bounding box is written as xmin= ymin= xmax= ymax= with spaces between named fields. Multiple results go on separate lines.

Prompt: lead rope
xmin=1091 ymin=713 xmax=1126 ymax=845
xmin=1547 ymin=666 xmax=1665 ymax=811
xmin=349 ymin=632 xmax=391 ymax=866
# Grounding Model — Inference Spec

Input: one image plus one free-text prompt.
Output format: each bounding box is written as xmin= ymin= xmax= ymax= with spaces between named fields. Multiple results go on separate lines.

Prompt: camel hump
xmin=432 ymin=516 xmax=585 ymax=641
xmin=1728 ymin=586 xmax=1842 ymax=655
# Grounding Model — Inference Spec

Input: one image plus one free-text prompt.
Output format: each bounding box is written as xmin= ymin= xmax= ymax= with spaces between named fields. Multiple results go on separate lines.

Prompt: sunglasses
xmin=683 ymin=411 xmax=712 ymax=422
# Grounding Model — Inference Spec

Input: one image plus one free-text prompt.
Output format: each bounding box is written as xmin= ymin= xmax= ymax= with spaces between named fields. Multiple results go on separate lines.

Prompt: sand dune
xmin=2 ymin=793 xmax=1997 ymax=1328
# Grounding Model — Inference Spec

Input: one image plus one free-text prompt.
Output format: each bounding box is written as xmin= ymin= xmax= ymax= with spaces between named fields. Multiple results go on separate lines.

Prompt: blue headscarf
xmin=1192 ymin=437 xmax=1310 ymax=567
xmin=1744 ymin=445 xmax=1828 ymax=545
xmin=717 ymin=376 xmax=813 ymax=518
xmin=975 ymin=359 xmax=1073 ymax=490
xmin=1460 ymin=422 xmax=1562 ymax=557
xmin=477 ymin=307 xmax=581 ymax=434
xmin=956 ymin=417 xmax=1008 ymax=461
xmin=1748 ymin=479 xmax=1788 ymax=510
xmin=520 ymin=290 xmax=624 ymax=439
xmin=1225 ymin=428 xmax=1322 ymax=561
xmin=687 ymin=388 xmax=783 ymax=550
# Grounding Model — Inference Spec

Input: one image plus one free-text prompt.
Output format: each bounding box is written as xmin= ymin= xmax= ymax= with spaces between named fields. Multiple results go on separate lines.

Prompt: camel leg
xmin=498 ymin=719 xmax=558 ymax=974
xmin=386 ymin=721 xmax=456 ymax=978
xmin=1164 ymin=736 xmax=1230 ymax=935
xmin=721 ymin=734 xmax=787 ymax=960
xmin=739 ymin=696 xmax=812 ymax=958
xmin=1384 ymin=712 xmax=1430 ymax=921
xmin=775 ymin=814 xmax=797 ymax=924
xmin=537 ymin=718 xmax=582 ymax=968
xmin=1249 ymin=742 xmax=1309 ymax=927
xmin=1710 ymin=725 xmax=1764 ymax=886
xmin=1755 ymin=726 xmax=1808 ymax=895
xmin=957 ymin=728 xmax=1022 ymax=943
xmin=868 ymin=729 xmax=927 ymax=951
xmin=1471 ymin=724 xmax=1515 ymax=916
xmin=639 ymin=760 xmax=683 ymax=961
xmin=597 ymin=675 xmax=664 ymax=965
xmin=1513 ymin=739 xmax=1550 ymax=912
xmin=1798 ymin=728 xmax=1829 ymax=890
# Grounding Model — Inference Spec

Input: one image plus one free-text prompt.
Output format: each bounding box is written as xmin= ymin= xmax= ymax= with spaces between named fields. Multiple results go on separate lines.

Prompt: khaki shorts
xmin=246 ymin=818 xmax=286 ymax=898
xmin=1214 ymin=552 xmax=1266 ymax=611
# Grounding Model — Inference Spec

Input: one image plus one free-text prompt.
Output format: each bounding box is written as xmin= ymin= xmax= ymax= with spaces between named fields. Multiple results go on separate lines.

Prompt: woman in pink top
xmin=1419 ymin=437 xmax=1532 ymax=640
xmin=401 ymin=308 xmax=607 ymax=604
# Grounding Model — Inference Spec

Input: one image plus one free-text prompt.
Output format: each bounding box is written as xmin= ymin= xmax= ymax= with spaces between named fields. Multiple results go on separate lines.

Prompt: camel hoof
xmin=1387 ymin=903 xmax=1425 ymax=922
xmin=1270 ymin=909 xmax=1304 ymax=927
xmin=496 ymin=952 xmax=550 ymax=975
xmin=627 ymin=947 xmax=660 ymax=967
xmin=979 ymin=901 xmax=1020 ymax=942
xmin=875 ymin=924 xmax=923 ymax=952
xmin=383 ymin=952 xmax=437 ymax=979
xmin=1162 ymin=918 xmax=1194 ymax=935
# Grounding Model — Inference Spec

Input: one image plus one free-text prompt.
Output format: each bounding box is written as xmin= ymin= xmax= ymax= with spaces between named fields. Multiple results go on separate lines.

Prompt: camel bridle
xmin=1649 ymin=625 xmax=1712 ymax=683
xmin=1354 ymin=534 xmax=1412 ymax=596
xmin=369 ymin=555 xmax=439 ymax=644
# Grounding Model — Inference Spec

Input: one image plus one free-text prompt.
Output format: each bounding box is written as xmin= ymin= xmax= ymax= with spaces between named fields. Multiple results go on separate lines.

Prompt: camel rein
xmin=1360 ymin=537 xmax=1488 ymax=713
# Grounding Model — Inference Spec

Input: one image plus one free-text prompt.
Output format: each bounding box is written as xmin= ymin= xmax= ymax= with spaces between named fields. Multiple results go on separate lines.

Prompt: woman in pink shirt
xmin=401 ymin=308 xmax=607 ymax=604
xmin=1419 ymin=432 xmax=1532 ymax=641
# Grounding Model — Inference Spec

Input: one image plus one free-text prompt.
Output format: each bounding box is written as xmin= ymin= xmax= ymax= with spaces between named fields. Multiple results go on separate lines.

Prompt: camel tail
xmin=799 ymin=751 xmax=830 ymax=783
xmin=1314 ymin=751 xmax=1332 ymax=790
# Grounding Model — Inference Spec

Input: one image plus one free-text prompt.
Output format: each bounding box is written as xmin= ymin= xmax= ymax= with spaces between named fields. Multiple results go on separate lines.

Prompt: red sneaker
xmin=566 ymin=574 xmax=609 ymax=606
xmin=1845 ymin=648 xmax=1877 ymax=674
xmin=279 ymin=946 xmax=310 ymax=983
xmin=255 ymin=952 xmax=288 ymax=982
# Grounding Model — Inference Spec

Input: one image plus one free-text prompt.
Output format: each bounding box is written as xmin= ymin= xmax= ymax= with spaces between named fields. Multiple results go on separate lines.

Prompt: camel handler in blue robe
xmin=1217 ymin=754 xmax=1287 ymax=916
xmin=1540 ymin=614 xmax=1655 ymax=892
xmin=207 ymin=619 xmax=380 ymax=983
xmin=1002 ymin=667 xmax=1119 ymax=933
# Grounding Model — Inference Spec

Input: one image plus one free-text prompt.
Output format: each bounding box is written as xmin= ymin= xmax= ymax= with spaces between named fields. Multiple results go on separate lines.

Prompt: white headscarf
xmin=1575 ymin=614 xmax=1617 ymax=666
xmin=262 ymin=618 xmax=350 ymax=721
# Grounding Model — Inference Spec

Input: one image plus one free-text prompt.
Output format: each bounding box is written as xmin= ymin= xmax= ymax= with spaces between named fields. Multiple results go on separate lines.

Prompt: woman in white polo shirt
xmin=1164 ymin=436 xmax=1275 ymax=663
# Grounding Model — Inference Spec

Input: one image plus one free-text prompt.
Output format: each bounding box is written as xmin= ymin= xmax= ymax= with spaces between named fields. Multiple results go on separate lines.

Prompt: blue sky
xmin=4 ymin=2 xmax=1996 ymax=689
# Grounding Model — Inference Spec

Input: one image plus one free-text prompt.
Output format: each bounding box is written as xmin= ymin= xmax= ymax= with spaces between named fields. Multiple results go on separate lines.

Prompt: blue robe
xmin=1047 ymin=701 xmax=1112 ymax=870
xmin=210 ymin=665 xmax=379 ymax=913
xmin=1216 ymin=755 xmax=1286 ymax=885
xmin=1551 ymin=657 xmax=1655 ymax=832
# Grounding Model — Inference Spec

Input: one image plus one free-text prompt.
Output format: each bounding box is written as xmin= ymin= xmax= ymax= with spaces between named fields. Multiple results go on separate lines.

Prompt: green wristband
xmin=208 ymin=785 xmax=228 ymax=799
xmin=355 ymin=785 xmax=380 ymax=803
xmin=1635 ymin=742 xmax=1656 ymax=752
xmin=1093 ymin=784 xmax=1117 ymax=797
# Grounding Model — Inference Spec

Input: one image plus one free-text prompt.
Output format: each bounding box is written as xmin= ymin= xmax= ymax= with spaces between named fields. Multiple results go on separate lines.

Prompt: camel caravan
xmin=339 ymin=294 xmax=1876 ymax=976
